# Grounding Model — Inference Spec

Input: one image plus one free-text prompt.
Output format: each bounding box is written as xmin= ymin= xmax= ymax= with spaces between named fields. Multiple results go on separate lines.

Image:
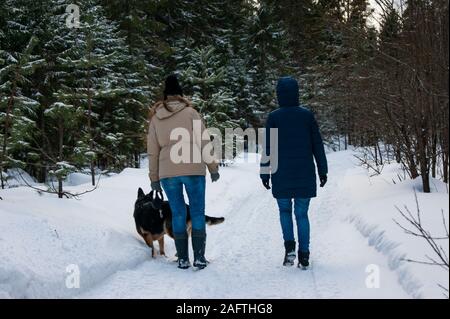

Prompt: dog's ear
xmin=137 ymin=187 xmax=145 ymax=198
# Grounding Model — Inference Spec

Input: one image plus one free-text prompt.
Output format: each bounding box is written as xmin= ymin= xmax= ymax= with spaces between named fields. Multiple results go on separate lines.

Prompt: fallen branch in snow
xmin=16 ymin=168 xmax=102 ymax=199
xmin=16 ymin=170 xmax=70 ymax=198
xmin=393 ymin=190 xmax=449 ymax=297
xmin=67 ymin=173 xmax=103 ymax=199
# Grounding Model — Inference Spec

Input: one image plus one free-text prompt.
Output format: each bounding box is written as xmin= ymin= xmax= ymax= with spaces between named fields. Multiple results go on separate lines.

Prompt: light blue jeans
xmin=160 ymin=175 xmax=206 ymax=235
xmin=276 ymin=198 xmax=311 ymax=252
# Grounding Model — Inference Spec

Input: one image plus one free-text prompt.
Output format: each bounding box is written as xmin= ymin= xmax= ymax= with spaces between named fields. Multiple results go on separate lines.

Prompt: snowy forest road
xmin=78 ymin=152 xmax=409 ymax=299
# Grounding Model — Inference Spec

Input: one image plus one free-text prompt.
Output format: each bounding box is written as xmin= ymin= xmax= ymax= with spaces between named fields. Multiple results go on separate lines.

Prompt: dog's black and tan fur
xmin=133 ymin=188 xmax=225 ymax=257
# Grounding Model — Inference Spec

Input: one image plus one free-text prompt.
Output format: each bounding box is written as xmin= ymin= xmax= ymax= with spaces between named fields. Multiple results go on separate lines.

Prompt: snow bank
xmin=1 ymin=151 xmax=448 ymax=299
xmin=3 ymin=168 xmax=37 ymax=188
xmin=0 ymin=170 xmax=153 ymax=298
xmin=0 ymin=153 xmax=258 ymax=299
xmin=64 ymin=171 xmax=118 ymax=186
xmin=338 ymin=156 xmax=449 ymax=298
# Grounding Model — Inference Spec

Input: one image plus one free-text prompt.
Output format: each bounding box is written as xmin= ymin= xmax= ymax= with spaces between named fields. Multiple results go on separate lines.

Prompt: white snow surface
xmin=0 ymin=151 xmax=448 ymax=299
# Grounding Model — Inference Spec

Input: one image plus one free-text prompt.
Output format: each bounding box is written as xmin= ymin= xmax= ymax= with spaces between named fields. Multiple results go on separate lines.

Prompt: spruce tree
xmin=49 ymin=0 xmax=151 ymax=184
xmin=176 ymin=45 xmax=239 ymax=159
xmin=0 ymin=26 xmax=43 ymax=188
xmin=246 ymin=2 xmax=291 ymax=121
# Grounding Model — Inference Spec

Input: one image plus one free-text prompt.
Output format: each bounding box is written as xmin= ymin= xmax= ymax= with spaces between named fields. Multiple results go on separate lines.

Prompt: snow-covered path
xmin=78 ymin=152 xmax=409 ymax=299
xmin=5 ymin=150 xmax=433 ymax=298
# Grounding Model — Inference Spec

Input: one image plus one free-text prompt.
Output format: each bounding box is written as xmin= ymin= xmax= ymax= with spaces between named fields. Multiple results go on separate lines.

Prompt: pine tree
xmin=43 ymin=101 xmax=78 ymax=198
xmin=4 ymin=0 xmax=405 ymax=190
xmin=0 ymin=4 xmax=44 ymax=188
xmin=218 ymin=1 xmax=256 ymax=128
xmin=48 ymin=0 xmax=151 ymax=185
xmin=99 ymin=0 xmax=166 ymax=168
xmin=246 ymin=2 xmax=291 ymax=122
xmin=175 ymin=45 xmax=239 ymax=159
xmin=57 ymin=0 xmax=118 ymax=185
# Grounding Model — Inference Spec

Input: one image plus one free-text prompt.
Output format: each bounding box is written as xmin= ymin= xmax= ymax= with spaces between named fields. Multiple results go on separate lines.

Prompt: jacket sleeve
xmin=147 ymin=119 xmax=161 ymax=182
xmin=310 ymin=113 xmax=328 ymax=176
xmin=260 ymin=113 xmax=274 ymax=180
xmin=192 ymin=110 xmax=219 ymax=174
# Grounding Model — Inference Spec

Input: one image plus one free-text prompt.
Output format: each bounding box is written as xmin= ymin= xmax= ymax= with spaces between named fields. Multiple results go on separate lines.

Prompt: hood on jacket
xmin=276 ymin=77 xmax=300 ymax=108
xmin=154 ymin=95 xmax=190 ymax=120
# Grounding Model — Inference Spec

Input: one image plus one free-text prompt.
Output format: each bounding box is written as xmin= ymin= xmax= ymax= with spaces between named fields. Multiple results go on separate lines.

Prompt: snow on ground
xmin=0 ymin=151 xmax=447 ymax=299
xmin=3 ymin=167 xmax=117 ymax=188
xmin=340 ymin=158 xmax=449 ymax=298
xmin=2 ymin=168 xmax=38 ymax=187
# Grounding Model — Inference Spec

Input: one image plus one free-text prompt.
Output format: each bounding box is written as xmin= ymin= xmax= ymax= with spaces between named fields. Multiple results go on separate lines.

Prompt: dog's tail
xmin=205 ymin=216 xmax=225 ymax=226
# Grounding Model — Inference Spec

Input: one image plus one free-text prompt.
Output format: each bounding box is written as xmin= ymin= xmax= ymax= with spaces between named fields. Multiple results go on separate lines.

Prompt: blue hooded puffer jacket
xmin=260 ymin=77 xmax=328 ymax=199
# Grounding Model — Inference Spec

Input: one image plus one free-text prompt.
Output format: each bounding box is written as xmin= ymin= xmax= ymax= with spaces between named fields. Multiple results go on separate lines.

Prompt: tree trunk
xmin=374 ymin=144 xmax=378 ymax=166
xmin=58 ymin=178 xmax=63 ymax=199
xmin=421 ymin=171 xmax=431 ymax=193
xmin=443 ymin=153 xmax=449 ymax=184
xmin=58 ymin=117 xmax=64 ymax=199
xmin=431 ymin=133 xmax=437 ymax=178
xmin=87 ymin=50 xmax=95 ymax=186
xmin=395 ymin=147 xmax=401 ymax=164
xmin=377 ymin=142 xmax=383 ymax=166
xmin=418 ymin=134 xmax=431 ymax=193
xmin=90 ymin=162 xmax=95 ymax=186
xmin=134 ymin=151 xmax=140 ymax=168
xmin=442 ymin=114 xmax=449 ymax=183
xmin=0 ymin=69 xmax=18 ymax=189
xmin=39 ymin=165 xmax=46 ymax=184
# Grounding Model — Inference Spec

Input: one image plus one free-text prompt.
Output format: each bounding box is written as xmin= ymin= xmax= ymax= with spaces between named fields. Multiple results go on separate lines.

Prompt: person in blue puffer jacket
xmin=260 ymin=76 xmax=328 ymax=269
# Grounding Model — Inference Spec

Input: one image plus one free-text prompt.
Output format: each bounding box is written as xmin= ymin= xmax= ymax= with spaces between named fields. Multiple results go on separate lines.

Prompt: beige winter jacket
xmin=147 ymin=96 xmax=219 ymax=182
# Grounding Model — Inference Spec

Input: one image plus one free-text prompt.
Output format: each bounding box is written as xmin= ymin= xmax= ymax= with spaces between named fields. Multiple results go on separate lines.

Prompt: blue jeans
xmin=160 ymin=175 xmax=206 ymax=235
xmin=276 ymin=198 xmax=311 ymax=253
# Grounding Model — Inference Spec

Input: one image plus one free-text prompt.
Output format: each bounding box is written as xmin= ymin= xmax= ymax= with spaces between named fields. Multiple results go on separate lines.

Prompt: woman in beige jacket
xmin=147 ymin=75 xmax=219 ymax=270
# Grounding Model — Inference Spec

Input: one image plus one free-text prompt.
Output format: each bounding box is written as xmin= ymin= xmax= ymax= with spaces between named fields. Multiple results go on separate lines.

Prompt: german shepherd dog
xmin=134 ymin=188 xmax=225 ymax=257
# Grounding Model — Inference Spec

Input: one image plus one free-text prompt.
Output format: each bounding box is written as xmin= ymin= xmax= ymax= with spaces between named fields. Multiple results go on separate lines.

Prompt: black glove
xmin=319 ymin=175 xmax=327 ymax=187
xmin=211 ymin=172 xmax=220 ymax=183
xmin=262 ymin=178 xmax=271 ymax=190
xmin=151 ymin=181 xmax=162 ymax=192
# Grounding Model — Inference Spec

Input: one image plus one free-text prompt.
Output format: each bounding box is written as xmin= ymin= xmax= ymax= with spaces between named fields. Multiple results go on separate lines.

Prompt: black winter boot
xmin=298 ymin=251 xmax=310 ymax=269
xmin=192 ymin=230 xmax=208 ymax=270
xmin=174 ymin=232 xmax=190 ymax=269
xmin=283 ymin=241 xmax=296 ymax=266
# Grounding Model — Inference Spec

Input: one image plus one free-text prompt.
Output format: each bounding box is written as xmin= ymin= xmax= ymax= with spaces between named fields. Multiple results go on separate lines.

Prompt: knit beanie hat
xmin=163 ymin=74 xmax=183 ymax=99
